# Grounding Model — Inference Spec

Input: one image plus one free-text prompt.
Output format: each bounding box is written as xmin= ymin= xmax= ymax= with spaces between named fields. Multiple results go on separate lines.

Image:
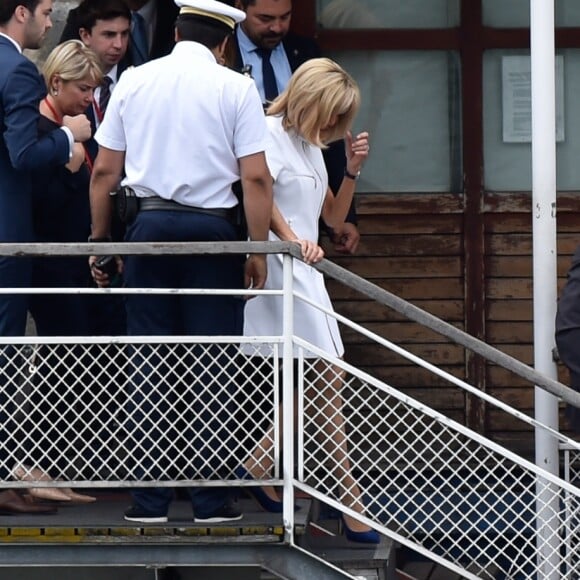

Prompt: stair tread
xmin=300 ymin=532 xmax=395 ymax=563
xmin=0 ymin=492 xmax=311 ymax=541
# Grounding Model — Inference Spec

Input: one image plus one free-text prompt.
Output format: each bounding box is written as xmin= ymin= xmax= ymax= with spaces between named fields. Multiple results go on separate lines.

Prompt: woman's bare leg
xmin=241 ymin=358 xmax=372 ymax=530
xmin=242 ymin=423 xmax=280 ymax=502
xmin=307 ymin=360 xmax=371 ymax=533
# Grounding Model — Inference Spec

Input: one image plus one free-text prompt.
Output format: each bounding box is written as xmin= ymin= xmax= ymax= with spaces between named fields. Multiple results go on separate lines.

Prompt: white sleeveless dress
xmin=243 ymin=115 xmax=344 ymax=359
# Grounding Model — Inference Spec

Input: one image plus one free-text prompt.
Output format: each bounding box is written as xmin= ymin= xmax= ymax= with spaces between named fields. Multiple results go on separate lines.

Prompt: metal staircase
xmin=0 ymin=241 xmax=579 ymax=579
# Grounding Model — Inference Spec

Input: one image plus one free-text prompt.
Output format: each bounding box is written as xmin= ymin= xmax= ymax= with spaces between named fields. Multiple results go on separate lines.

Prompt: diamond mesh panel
xmin=1 ymin=297 xmax=578 ymax=577
xmin=565 ymin=448 xmax=580 ymax=487
xmin=0 ymin=341 xmax=279 ymax=483
xmin=563 ymin=447 xmax=580 ymax=578
xmin=299 ymin=354 xmax=580 ymax=579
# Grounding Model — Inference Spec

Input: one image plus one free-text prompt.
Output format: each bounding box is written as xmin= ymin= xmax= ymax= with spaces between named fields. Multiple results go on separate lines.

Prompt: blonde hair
xmin=42 ymin=40 xmax=103 ymax=89
xmin=267 ymin=58 xmax=361 ymax=147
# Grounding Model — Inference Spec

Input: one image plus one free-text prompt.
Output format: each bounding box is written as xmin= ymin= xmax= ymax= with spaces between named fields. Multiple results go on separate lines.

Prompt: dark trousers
xmin=0 ymin=256 xmax=31 ymax=337
xmin=27 ymin=256 xmax=127 ymax=477
xmin=24 ymin=258 xmax=92 ymax=475
xmin=123 ymin=210 xmax=244 ymax=517
xmin=0 ymin=256 xmax=32 ymax=478
xmin=555 ymin=327 xmax=580 ymax=433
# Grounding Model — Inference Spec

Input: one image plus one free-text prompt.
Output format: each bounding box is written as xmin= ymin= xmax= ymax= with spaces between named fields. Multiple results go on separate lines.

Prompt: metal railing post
xmin=282 ymin=253 xmax=295 ymax=544
xmin=530 ymin=0 xmax=560 ymax=576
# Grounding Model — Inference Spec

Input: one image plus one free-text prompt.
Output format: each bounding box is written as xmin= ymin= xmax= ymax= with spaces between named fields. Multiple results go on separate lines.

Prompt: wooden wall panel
xmin=327 ymin=278 xmax=464 ymax=300
xmin=321 ymin=192 xmax=579 ymax=458
xmin=322 ymin=193 xmax=467 ymax=424
xmin=484 ymin=192 xmax=580 ymax=452
xmin=333 ymin=300 xmax=464 ymax=323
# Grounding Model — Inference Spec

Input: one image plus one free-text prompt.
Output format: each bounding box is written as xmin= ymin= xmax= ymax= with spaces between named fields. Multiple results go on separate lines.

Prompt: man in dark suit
xmin=556 ymin=244 xmax=580 ymax=434
xmin=0 ymin=0 xmax=90 ymax=496
xmin=64 ymin=2 xmax=131 ymax=463
xmin=233 ymin=0 xmax=360 ymax=254
xmin=65 ymin=0 xmax=132 ymax=161
xmin=60 ymin=0 xmax=179 ymax=66
xmin=48 ymin=0 xmax=131 ymax=344
xmin=0 ymin=0 xmax=91 ymax=338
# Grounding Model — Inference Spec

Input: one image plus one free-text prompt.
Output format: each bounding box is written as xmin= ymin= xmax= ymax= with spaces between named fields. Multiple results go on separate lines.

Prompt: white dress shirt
xmin=96 ymin=41 xmax=267 ymax=209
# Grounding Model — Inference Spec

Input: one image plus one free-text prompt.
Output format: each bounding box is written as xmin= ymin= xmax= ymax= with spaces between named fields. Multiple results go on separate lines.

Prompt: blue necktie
xmin=256 ymin=48 xmax=278 ymax=103
xmin=131 ymin=12 xmax=148 ymax=65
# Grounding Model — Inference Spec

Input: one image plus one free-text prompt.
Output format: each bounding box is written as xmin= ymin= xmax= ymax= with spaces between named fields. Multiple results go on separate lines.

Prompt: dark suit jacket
xmin=556 ymin=244 xmax=580 ymax=432
xmin=0 ymin=36 xmax=70 ymax=244
xmin=82 ymin=79 xmax=127 ymax=244
xmin=233 ymin=31 xmax=357 ymax=225
xmin=60 ymin=0 xmax=179 ymax=66
xmin=233 ymin=31 xmax=321 ymax=75
xmin=83 ymin=61 xmax=130 ymax=162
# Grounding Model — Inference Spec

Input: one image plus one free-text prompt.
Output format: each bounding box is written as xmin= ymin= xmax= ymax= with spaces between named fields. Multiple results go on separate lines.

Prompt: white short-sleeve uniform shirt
xmin=95 ymin=41 xmax=267 ymax=208
xmin=244 ymin=115 xmax=344 ymax=358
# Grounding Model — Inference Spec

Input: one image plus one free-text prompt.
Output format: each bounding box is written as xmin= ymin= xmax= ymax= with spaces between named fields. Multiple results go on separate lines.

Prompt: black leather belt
xmin=139 ymin=197 xmax=237 ymax=223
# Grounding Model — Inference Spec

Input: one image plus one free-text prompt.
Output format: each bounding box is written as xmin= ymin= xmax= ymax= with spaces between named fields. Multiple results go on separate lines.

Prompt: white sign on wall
xmin=502 ymin=54 xmax=565 ymax=142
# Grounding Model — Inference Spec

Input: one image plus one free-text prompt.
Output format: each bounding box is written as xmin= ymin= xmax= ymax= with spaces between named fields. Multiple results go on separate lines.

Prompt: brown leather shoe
xmin=0 ymin=490 xmax=57 ymax=515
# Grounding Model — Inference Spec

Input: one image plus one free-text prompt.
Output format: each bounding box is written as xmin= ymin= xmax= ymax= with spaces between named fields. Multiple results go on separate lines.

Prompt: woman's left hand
xmin=345 ymin=130 xmax=370 ymax=175
xmin=297 ymin=239 xmax=325 ymax=264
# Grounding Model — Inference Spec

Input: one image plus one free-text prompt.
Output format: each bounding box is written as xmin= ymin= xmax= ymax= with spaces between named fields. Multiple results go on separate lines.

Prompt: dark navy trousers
xmin=555 ymin=328 xmax=580 ymax=433
xmin=0 ymin=256 xmax=32 ymax=478
xmin=123 ymin=209 xmax=244 ymax=517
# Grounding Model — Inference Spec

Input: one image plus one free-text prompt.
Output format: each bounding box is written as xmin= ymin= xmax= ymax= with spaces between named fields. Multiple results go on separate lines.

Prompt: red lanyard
xmin=43 ymin=98 xmax=94 ymax=174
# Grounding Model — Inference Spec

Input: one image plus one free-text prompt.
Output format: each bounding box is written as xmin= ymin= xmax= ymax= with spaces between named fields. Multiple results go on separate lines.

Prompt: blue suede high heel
xmin=234 ymin=466 xmax=283 ymax=513
xmin=342 ymin=517 xmax=380 ymax=544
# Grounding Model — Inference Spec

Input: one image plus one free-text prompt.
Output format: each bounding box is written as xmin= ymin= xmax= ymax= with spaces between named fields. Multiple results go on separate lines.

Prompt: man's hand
xmin=332 ymin=222 xmax=360 ymax=254
xmin=62 ymin=114 xmax=91 ymax=142
xmin=89 ymin=255 xmax=123 ymax=288
xmin=244 ymin=254 xmax=267 ymax=295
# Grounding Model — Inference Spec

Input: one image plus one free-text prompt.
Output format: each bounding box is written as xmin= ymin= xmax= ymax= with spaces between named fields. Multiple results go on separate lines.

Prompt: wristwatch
xmin=344 ymin=168 xmax=360 ymax=180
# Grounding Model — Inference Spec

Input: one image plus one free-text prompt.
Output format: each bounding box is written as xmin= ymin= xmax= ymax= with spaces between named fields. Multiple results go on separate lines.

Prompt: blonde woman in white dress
xmin=241 ymin=58 xmax=378 ymax=544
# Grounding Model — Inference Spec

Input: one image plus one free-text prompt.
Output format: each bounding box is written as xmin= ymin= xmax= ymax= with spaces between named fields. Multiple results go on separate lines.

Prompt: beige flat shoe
xmin=12 ymin=463 xmax=53 ymax=483
xmin=12 ymin=464 xmax=71 ymax=502
xmin=61 ymin=489 xmax=97 ymax=504
xmin=27 ymin=486 xmax=72 ymax=502
xmin=13 ymin=464 xmax=97 ymax=504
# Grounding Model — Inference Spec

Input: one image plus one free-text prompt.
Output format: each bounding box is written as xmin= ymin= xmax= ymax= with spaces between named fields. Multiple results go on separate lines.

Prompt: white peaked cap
xmin=174 ymin=0 xmax=246 ymax=29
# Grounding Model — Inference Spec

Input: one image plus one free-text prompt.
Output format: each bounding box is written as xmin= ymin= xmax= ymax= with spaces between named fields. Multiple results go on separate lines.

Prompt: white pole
xmin=282 ymin=253 xmax=295 ymax=544
xmin=530 ymin=0 xmax=560 ymax=576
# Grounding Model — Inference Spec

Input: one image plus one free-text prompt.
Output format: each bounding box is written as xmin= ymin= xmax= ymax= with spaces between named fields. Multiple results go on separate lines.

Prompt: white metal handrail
xmin=1 ymin=241 xmax=580 ymax=578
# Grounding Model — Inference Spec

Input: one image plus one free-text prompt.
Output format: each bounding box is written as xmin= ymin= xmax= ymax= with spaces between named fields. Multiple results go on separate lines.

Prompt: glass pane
xmin=483 ymin=49 xmax=580 ymax=191
xmin=317 ymin=0 xmax=460 ymax=29
xmin=557 ymin=50 xmax=580 ymax=190
xmin=484 ymin=50 xmax=531 ymax=191
xmin=483 ymin=0 xmax=580 ymax=27
xmin=326 ymin=51 xmax=461 ymax=192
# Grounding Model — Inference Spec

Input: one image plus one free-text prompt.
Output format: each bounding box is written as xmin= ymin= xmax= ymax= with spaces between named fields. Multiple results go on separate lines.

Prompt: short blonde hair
xmin=42 ymin=40 xmax=103 ymax=89
xmin=267 ymin=58 xmax=361 ymax=147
